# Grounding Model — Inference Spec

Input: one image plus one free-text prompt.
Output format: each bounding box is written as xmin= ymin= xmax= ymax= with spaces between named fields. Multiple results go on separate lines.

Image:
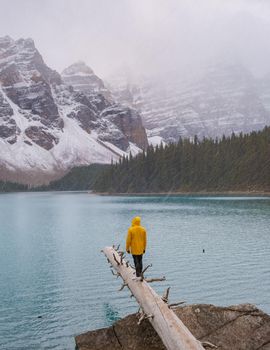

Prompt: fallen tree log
xmin=102 ymin=246 xmax=204 ymax=350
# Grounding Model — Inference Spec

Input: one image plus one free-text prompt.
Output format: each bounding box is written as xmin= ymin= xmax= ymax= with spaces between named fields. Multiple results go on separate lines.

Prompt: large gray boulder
xmin=75 ymin=303 xmax=270 ymax=350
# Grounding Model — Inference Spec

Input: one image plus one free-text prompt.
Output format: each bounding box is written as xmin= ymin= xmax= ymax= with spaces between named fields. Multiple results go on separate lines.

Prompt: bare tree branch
xmin=162 ymin=287 xmax=171 ymax=303
xmin=113 ymin=253 xmax=120 ymax=266
xmin=145 ymin=276 xmax=166 ymax=283
xmin=169 ymin=301 xmax=186 ymax=308
xmin=120 ymin=254 xmax=126 ymax=265
xmin=110 ymin=269 xmax=120 ymax=278
xmin=201 ymin=341 xmax=218 ymax=349
xmin=118 ymin=283 xmax=127 ymax=291
xmin=137 ymin=313 xmax=154 ymax=325
xmin=142 ymin=263 xmax=152 ymax=275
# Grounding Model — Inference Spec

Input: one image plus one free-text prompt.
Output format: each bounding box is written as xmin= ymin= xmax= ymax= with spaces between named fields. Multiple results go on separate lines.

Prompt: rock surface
xmin=61 ymin=62 xmax=148 ymax=151
xmin=75 ymin=304 xmax=270 ymax=350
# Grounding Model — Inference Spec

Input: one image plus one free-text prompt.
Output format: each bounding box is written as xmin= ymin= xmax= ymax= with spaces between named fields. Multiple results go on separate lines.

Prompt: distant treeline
xmin=0 ymin=164 xmax=108 ymax=193
xmin=0 ymin=181 xmax=28 ymax=193
xmin=93 ymin=127 xmax=270 ymax=193
xmin=35 ymin=164 xmax=109 ymax=191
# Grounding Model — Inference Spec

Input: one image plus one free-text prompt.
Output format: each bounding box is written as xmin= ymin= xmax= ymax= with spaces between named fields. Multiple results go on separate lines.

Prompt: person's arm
xmin=126 ymin=229 xmax=132 ymax=253
xmin=143 ymin=229 xmax=147 ymax=253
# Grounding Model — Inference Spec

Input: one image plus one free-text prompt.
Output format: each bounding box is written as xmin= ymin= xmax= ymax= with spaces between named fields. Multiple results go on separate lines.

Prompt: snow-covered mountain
xmin=1 ymin=35 xmax=269 ymax=185
xmin=109 ymin=64 xmax=270 ymax=143
xmin=0 ymin=36 xmax=148 ymax=185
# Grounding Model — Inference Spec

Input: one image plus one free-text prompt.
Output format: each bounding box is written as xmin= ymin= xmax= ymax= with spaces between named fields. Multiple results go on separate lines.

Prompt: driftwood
xmin=103 ymin=246 xmax=204 ymax=350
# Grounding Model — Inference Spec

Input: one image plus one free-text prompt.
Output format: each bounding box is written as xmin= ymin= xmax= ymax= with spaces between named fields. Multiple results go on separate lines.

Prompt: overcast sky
xmin=1 ymin=0 xmax=270 ymax=79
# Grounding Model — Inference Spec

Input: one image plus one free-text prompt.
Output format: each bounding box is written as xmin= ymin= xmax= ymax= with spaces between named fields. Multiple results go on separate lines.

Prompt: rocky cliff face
xmin=61 ymin=62 xmax=148 ymax=151
xmin=0 ymin=36 xmax=62 ymax=149
xmin=62 ymin=61 xmax=112 ymax=101
xmin=75 ymin=303 xmax=270 ymax=350
xmin=109 ymin=64 xmax=270 ymax=144
xmin=98 ymin=105 xmax=148 ymax=150
xmin=0 ymin=36 xmax=148 ymax=184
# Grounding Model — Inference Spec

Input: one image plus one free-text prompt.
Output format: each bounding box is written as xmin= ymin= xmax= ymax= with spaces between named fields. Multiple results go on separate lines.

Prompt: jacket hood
xmin=132 ymin=216 xmax=141 ymax=226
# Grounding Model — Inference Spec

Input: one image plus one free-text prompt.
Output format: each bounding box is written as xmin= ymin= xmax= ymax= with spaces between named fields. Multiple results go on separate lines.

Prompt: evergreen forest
xmin=0 ymin=181 xmax=28 ymax=192
xmin=93 ymin=127 xmax=270 ymax=193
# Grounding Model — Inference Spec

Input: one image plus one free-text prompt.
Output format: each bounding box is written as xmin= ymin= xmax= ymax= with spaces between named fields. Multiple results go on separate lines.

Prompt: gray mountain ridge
xmin=0 ymin=36 xmax=147 ymax=185
xmin=108 ymin=63 xmax=270 ymax=143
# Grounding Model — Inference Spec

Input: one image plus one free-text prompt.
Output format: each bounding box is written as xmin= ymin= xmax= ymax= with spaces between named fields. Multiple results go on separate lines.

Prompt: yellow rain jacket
xmin=126 ymin=216 xmax=147 ymax=255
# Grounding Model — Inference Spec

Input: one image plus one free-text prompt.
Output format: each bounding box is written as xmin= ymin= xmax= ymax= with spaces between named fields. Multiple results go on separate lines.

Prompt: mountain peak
xmin=15 ymin=37 xmax=35 ymax=48
xmin=62 ymin=61 xmax=94 ymax=76
xmin=0 ymin=35 xmax=14 ymax=48
xmin=61 ymin=61 xmax=112 ymax=100
xmin=0 ymin=36 xmax=36 ymax=50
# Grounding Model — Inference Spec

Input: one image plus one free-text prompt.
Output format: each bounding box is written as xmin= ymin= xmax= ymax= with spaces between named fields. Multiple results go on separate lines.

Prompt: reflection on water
xmin=0 ymin=192 xmax=269 ymax=349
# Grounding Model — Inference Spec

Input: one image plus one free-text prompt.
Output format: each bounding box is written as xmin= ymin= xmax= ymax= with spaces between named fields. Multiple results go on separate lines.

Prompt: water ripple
xmin=0 ymin=193 xmax=269 ymax=349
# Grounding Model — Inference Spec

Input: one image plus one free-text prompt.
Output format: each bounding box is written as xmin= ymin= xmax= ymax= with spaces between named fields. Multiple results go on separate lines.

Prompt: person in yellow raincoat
xmin=126 ymin=216 xmax=147 ymax=278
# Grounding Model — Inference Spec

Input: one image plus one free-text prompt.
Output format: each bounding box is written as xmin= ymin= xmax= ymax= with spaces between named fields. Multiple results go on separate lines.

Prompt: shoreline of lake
xmin=93 ymin=190 xmax=270 ymax=197
xmin=1 ymin=189 xmax=270 ymax=196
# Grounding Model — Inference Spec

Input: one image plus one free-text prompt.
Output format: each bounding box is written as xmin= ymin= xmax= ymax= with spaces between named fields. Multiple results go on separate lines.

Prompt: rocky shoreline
xmin=75 ymin=303 xmax=270 ymax=350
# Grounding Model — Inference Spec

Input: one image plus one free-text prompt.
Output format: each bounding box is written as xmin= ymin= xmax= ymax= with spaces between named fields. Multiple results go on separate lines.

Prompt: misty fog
xmin=0 ymin=0 xmax=270 ymax=80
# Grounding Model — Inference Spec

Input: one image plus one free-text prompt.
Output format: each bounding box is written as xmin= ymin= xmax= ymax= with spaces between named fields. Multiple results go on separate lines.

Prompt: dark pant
xmin=132 ymin=254 xmax=143 ymax=277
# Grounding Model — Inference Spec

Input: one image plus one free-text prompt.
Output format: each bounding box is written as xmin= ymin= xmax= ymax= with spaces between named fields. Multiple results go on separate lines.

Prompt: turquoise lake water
xmin=0 ymin=192 xmax=269 ymax=349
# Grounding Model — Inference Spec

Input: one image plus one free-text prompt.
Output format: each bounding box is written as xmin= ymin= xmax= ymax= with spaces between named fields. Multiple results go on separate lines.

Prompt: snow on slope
xmin=0 ymin=86 xmax=125 ymax=173
xmin=148 ymin=135 xmax=166 ymax=147
xmin=0 ymin=37 xmax=146 ymax=184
